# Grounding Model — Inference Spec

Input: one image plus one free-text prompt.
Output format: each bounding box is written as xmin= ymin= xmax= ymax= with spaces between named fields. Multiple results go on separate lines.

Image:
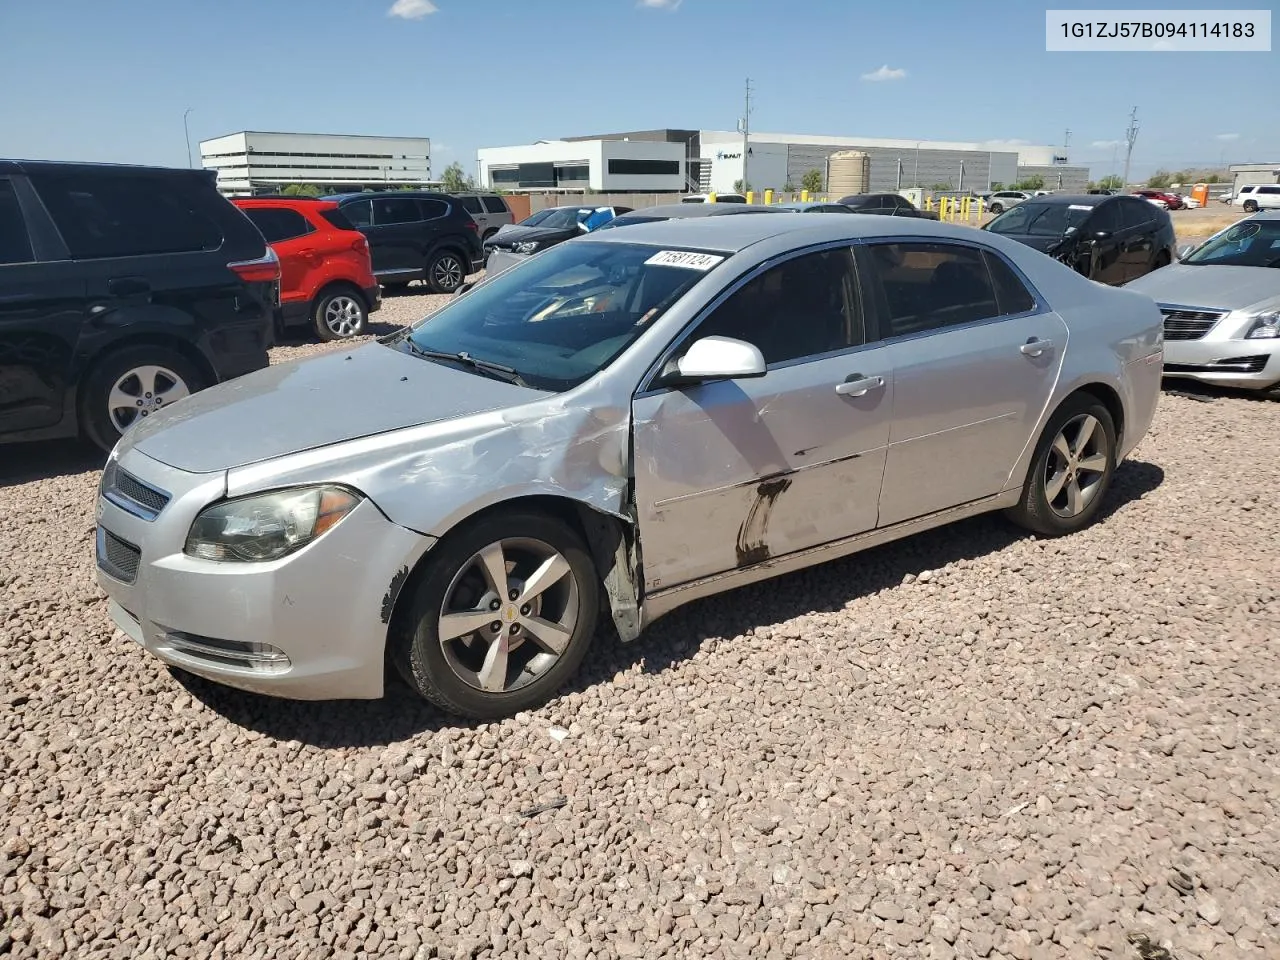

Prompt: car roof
xmin=0 ymin=158 xmax=211 ymax=179
xmin=1017 ymin=194 xmax=1105 ymax=207
xmin=774 ymin=202 xmax=828 ymax=210
xmin=329 ymin=190 xmax=452 ymax=202
xmin=235 ymin=196 xmax=339 ymax=207
xmin=587 ymin=210 xmax=990 ymax=253
xmin=616 ymin=203 xmax=785 ymax=220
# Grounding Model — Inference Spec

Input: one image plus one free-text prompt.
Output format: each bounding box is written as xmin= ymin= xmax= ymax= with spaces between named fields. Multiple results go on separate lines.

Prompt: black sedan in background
xmin=482 ymin=205 xmax=632 ymax=276
xmin=983 ymin=193 xmax=1177 ymax=285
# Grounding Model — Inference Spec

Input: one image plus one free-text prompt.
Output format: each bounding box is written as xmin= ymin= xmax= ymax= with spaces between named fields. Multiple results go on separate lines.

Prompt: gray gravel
xmin=2 ymin=336 xmax=1279 ymax=958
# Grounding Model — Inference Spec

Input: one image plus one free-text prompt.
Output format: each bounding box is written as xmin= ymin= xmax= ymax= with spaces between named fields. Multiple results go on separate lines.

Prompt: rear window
xmin=420 ymin=198 xmax=449 ymax=220
xmin=341 ymin=199 xmax=373 ymax=228
xmin=31 ymin=172 xmax=223 ymax=259
xmin=242 ymin=207 xmax=313 ymax=243
xmin=481 ymin=195 xmax=508 ymax=214
xmin=0 ymin=180 xmax=34 ymax=264
xmin=320 ymin=208 xmax=357 ymax=231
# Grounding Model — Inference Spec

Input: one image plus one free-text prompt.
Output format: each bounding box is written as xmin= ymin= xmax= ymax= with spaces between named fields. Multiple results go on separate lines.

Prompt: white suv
xmin=1234 ymin=185 xmax=1280 ymax=212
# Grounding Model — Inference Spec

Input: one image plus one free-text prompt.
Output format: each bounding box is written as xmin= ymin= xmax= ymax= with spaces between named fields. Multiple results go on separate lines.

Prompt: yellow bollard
xmin=800 ymin=190 xmax=809 ymax=202
xmin=976 ymin=199 xmax=984 ymax=219
xmin=764 ymin=189 xmax=774 ymax=205
xmin=708 ymin=192 xmax=717 ymax=203
xmin=940 ymin=197 xmax=949 ymax=221
xmin=746 ymin=191 xmax=755 ymax=204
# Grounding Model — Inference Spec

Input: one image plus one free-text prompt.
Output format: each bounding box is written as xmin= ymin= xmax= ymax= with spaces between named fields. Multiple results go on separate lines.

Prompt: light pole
xmin=183 ymin=108 xmax=194 ymax=169
xmin=914 ymin=142 xmax=921 ymax=187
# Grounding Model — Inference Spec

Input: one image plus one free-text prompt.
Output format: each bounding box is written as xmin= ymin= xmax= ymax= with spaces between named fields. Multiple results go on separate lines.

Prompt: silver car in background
xmin=1125 ymin=212 xmax=1280 ymax=396
xmin=95 ymin=215 xmax=1163 ymax=719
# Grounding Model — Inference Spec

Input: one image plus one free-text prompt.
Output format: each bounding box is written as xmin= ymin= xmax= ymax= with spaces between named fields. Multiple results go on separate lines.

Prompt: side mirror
xmin=1178 ymin=244 xmax=1196 ymax=260
xmin=664 ymin=336 xmax=766 ymax=385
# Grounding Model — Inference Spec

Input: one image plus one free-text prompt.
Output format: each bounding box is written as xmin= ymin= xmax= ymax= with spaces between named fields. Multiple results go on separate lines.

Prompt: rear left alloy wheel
xmin=313 ymin=288 xmax=368 ymax=341
xmin=426 ymin=250 xmax=467 ymax=294
xmin=1006 ymin=393 xmax=1117 ymax=537
xmin=82 ymin=345 xmax=206 ymax=453
xmin=391 ymin=511 xmax=599 ymax=719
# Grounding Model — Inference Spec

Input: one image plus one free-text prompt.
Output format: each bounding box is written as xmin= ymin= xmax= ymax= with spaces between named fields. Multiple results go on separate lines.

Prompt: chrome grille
xmin=1160 ymin=307 xmax=1227 ymax=341
xmin=101 ymin=460 xmax=171 ymax=520
xmin=97 ymin=529 xmax=141 ymax=584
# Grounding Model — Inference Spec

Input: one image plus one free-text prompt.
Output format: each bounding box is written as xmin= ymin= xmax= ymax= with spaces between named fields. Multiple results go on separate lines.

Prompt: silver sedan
xmin=95 ymin=214 xmax=1164 ymax=718
xmin=1125 ymin=212 xmax=1280 ymax=395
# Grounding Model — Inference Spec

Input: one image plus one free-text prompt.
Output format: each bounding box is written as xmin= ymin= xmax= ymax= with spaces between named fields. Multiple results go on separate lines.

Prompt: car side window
xmin=372 ymin=197 xmax=423 ymax=225
xmin=341 ymin=199 xmax=372 ymax=228
xmin=1088 ymin=203 xmax=1120 ymax=234
xmin=1118 ymin=200 xmax=1153 ymax=230
xmin=983 ymin=251 xmax=1037 ymax=316
xmin=863 ymin=241 xmax=1000 ymax=337
xmin=419 ymin=198 xmax=449 ymax=220
xmin=29 ymin=173 xmax=222 ymax=259
xmin=0 ymin=180 xmax=35 ymax=265
xmin=691 ymin=248 xmax=864 ymax=366
xmin=242 ymin=208 xmax=314 ymax=243
xmin=458 ymin=196 xmax=483 ymax=214
xmin=1259 ymin=186 xmax=1280 ymax=196
xmin=482 ymin=196 xmax=508 ymax=214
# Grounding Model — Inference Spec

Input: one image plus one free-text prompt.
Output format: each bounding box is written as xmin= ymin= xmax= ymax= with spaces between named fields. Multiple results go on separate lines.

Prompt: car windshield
xmin=397 ymin=241 xmax=722 ymax=391
xmin=518 ymin=209 xmax=558 ymax=227
xmin=986 ymin=202 xmax=1094 ymax=237
xmin=1183 ymin=219 xmax=1280 ymax=267
xmin=527 ymin=206 xmax=594 ymax=229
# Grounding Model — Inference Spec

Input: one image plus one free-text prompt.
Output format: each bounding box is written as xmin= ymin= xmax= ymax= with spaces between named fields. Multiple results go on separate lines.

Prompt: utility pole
xmin=1121 ymin=106 xmax=1139 ymax=189
xmin=736 ymin=78 xmax=753 ymax=191
xmin=183 ymin=108 xmax=195 ymax=169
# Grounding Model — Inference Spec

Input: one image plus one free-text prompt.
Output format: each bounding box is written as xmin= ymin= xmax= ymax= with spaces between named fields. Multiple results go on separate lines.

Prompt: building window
xmin=491 ymin=168 xmax=521 ymax=184
xmin=555 ymin=165 xmax=588 ymax=184
xmin=606 ymin=159 xmax=681 ymax=176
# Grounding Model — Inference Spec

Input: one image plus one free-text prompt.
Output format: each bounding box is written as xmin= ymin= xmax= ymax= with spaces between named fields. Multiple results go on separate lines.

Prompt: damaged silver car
xmin=95 ymin=215 xmax=1164 ymax=718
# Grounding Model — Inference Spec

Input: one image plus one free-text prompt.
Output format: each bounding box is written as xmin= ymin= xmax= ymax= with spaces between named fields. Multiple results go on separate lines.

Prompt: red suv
xmin=1131 ymin=189 xmax=1185 ymax=211
xmin=233 ymin=197 xmax=381 ymax=341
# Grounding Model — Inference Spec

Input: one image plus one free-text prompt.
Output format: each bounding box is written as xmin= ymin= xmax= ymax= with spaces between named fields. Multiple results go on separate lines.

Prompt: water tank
xmin=826 ymin=150 xmax=871 ymax=197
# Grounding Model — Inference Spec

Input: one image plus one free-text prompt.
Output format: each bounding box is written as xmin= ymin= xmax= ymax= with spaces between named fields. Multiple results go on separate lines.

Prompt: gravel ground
xmin=2 ymin=314 xmax=1279 ymax=959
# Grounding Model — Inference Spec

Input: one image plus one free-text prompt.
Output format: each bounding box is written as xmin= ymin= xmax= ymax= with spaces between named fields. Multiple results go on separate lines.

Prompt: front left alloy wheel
xmin=82 ymin=345 xmax=205 ymax=452
xmin=391 ymin=510 xmax=599 ymax=719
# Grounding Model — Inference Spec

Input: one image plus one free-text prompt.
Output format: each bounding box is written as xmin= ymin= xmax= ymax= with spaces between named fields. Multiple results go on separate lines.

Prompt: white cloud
xmin=388 ymin=0 xmax=437 ymax=20
xmin=638 ymin=0 xmax=682 ymax=8
xmin=1092 ymin=139 xmax=1122 ymax=149
xmin=1215 ymin=133 xmax=1240 ymax=141
xmin=861 ymin=64 xmax=907 ymax=82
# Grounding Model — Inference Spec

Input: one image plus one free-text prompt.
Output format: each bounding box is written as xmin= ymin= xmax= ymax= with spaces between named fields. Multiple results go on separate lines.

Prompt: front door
xmin=858 ymin=240 xmax=1067 ymax=527
xmin=1116 ymin=199 xmax=1157 ymax=281
xmin=632 ymin=245 xmax=894 ymax=591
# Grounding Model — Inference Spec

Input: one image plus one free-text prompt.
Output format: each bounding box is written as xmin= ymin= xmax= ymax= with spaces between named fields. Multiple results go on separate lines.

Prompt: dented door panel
xmin=631 ymin=349 xmax=894 ymax=591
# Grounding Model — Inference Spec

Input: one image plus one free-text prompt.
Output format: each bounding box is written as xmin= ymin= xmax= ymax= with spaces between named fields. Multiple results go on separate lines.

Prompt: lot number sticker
xmin=645 ymin=250 xmax=725 ymax=271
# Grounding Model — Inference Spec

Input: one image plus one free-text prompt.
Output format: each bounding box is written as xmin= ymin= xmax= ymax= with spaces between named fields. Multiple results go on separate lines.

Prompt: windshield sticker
xmin=645 ymin=250 xmax=725 ymax=271
xmin=1068 ymin=204 xmax=1093 ymax=210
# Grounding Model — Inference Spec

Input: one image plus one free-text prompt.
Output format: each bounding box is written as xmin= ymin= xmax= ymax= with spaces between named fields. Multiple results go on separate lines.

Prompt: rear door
xmin=240 ymin=205 xmax=317 ymax=305
xmin=1116 ymin=198 xmax=1157 ymax=280
xmin=1081 ymin=201 xmax=1125 ymax=284
xmin=631 ymin=245 xmax=894 ymax=590
xmin=369 ymin=196 xmax=427 ymax=275
xmin=861 ymin=240 xmax=1067 ymax=526
xmin=0 ymin=176 xmax=88 ymax=436
xmin=1256 ymin=185 xmax=1280 ymax=209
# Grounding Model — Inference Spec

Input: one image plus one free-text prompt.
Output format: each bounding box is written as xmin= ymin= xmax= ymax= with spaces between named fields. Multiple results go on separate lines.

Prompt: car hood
xmin=991 ymin=233 xmax=1064 ymax=253
xmin=118 ymin=342 xmax=547 ymax=473
xmin=1123 ymin=264 xmax=1280 ymax=312
xmin=485 ymin=224 xmax=577 ymax=248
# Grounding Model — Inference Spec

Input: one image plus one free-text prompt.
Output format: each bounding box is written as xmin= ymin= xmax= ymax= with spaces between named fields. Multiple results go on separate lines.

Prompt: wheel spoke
xmin=1045 ymin=467 xmax=1068 ymax=501
xmin=1077 ymin=452 xmax=1108 ymax=474
xmin=475 ymin=543 xmax=509 ymax=597
xmin=136 ymin=367 xmax=158 ymax=398
xmin=155 ymin=378 xmax=189 ymax=404
xmin=1072 ymin=416 xmax=1097 ymax=456
xmin=439 ymin=609 xmax=497 ymax=642
xmin=476 ymin=636 xmax=509 ymax=693
xmin=518 ymin=553 xmax=571 ymax=604
xmin=519 ymin=615 xmax=572 ymax=655
xmin=1065 ymin=476 xmax=1083 ymax=516
xmin=1051 ymin=433 xmax=1072 ymax=464
xmin=108 ymin=382 xmax=138 ymax=413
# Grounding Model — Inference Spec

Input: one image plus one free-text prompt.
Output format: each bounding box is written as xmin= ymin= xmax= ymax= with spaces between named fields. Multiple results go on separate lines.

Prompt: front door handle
xmin=1020 ymin=337 xmax=1054 ymax=357
xmin=835 ymin=374 xmax=885 ymax=397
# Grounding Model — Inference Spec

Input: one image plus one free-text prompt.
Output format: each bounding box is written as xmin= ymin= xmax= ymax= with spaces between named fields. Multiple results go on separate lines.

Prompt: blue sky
xmin=2 ymin=0 xmax=1276 ymax=180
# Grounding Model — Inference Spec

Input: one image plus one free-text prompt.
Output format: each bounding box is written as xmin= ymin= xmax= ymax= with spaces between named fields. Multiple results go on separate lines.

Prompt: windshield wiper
xmin=401 ymin=340 xmax=528 ymax=387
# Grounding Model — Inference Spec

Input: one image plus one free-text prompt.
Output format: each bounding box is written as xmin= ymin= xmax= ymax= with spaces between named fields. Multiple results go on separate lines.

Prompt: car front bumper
xmin=483 ymin=249 xmax=529 ymax=278
xmin=94 ymin=449 xmax=435 ymax=700
xmin=1163 ymin=337 xmax=1280 ymax=389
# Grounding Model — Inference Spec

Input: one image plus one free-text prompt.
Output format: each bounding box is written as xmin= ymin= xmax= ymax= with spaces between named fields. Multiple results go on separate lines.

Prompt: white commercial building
xmin=477 ymin=139 xmax=688 ymax=193
xmin=478 ymin=129 xmax=1087 ymax=196
xmin=199 ymin=131 xmax=433 ymax=197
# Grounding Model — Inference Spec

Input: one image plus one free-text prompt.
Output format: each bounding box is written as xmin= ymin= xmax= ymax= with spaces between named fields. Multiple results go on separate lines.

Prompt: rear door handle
xmin=1020 ymin=338 xmax=1054 ymax=357
xmin=835 ymin=374 xmax=885 ymax=397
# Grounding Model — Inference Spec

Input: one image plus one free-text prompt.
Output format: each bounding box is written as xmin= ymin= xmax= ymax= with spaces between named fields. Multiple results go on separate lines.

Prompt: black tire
xmin=82 ymin=344 xmax=207 ymax=453
xmin=426 ymin=249 xmax=468 ymax=294
xmin=989 ymin=202 xmax=1004 ymax=215
xmin=1243 ymin=200 xmax=1259 ymax=213
xmin=390 ymin=510 xmax=599 ymax=719
xmin=1005 ymin=392 xmax=1117 ymax=538
xmin=312 ymin=286 xmax=368 ymax=341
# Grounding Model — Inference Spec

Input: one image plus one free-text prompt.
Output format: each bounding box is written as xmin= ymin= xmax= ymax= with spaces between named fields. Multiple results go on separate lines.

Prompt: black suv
xmin=329 ymin=191 xmax=483 ymax=294
xmin=0 ymin=160 xmax=279 ymax=452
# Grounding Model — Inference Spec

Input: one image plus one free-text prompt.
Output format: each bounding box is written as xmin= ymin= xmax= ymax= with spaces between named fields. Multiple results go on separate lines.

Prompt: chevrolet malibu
xmin=1124 ymin=212 xmax=1280 ymax=396
xmin=95 ymin=215 xmax=1164 ymax=719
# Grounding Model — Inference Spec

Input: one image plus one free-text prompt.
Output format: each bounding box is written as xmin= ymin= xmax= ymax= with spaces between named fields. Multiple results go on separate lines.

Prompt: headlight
xmin=184 ymin=486 xmax=361 ymax=562
xmin=1246 ymin=313 xmax=1280 ymax=339
xmin=513 ymin=241 xmax=541 ymax=255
